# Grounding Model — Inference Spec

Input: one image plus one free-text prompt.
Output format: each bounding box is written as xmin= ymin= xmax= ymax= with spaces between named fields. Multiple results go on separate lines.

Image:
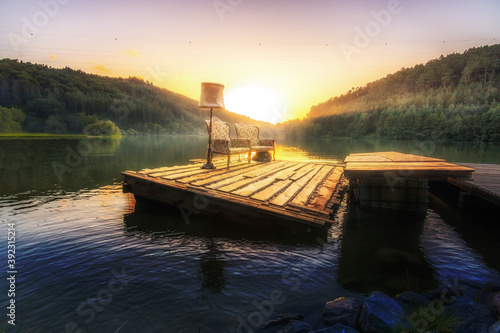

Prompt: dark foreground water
xmin=1 ymin=136 xmax=500 ymax=332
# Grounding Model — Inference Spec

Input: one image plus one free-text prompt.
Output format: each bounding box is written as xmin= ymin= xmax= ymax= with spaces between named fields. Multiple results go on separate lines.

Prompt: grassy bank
xmin=0 ymin=133 xmax=89 ymax=139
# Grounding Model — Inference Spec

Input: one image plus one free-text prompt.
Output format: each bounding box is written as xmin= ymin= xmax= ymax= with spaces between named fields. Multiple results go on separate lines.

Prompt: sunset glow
xmin=1 ymin=0 xmax=499 ymax=122
xmin=225 ymin=84 xmax=286 ymax=123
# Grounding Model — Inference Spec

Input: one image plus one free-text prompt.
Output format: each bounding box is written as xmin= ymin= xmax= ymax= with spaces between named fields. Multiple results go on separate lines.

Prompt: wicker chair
xmin=234 ymin=122 xmax=275 ymax=161
xmin=205 ymin=117 xmax=251 ymax=168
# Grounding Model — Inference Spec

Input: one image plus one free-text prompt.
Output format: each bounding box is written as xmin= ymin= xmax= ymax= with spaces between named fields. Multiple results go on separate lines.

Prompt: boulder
xmin=490 ymin=320 xmax=500 ymax=333
xmin=425 ymin=286 xmax=460 ymax=305
xmin=322 ymin=297 xmax=362 ymax=327
xmin=494 ymin=292 xmax=500 ymax=319
xmin=264 ymin=313 xmax=305 ymax=329
xmin=395 ymin=291 xmax=431 ymax=308
xmin=359 ymin=291 xmax=404 ymax=333
xmin=446 ymin=301 xmax=495 ymax=333
xmin=278 ymin=320 xmax=312 ymax=333
xmin=311 ymin=323 xmax=359 ymax=333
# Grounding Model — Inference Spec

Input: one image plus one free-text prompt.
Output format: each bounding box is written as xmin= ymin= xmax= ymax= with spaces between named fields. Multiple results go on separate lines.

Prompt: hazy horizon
xmin=1 ymin=0 xmax=499 ymax=123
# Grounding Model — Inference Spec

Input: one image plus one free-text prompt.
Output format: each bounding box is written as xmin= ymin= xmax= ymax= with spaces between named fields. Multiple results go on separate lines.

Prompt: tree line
xmin=0 ymin=59 xmax=272 ymax=136
xmin=281 ymin=44 xmax=500 ymax=142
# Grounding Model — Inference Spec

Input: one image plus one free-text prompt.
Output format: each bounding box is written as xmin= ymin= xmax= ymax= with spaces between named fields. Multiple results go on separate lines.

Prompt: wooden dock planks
xmin=448 ymin=163 xmax=500 ymax=207
xmin=123 ymin=160 xmax=346 ymax=229
xmin=290 ymin=165 xmax=334 ymax=206
xmin=122 ymin=151 xmax=489 ymax=229
xmin=344 ymin=152 xmax=474 ymax=179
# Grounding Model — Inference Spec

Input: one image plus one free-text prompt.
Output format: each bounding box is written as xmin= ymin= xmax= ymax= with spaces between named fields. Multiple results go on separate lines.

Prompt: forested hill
xmin=282 ymin=44 xmax=500 ymax=141
xmin=0 ymin=59 xmax=273 ymax=136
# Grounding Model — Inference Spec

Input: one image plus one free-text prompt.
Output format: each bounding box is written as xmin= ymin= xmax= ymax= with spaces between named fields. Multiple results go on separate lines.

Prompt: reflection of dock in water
xmin=337 ymin=206 xmax=438 ymax=296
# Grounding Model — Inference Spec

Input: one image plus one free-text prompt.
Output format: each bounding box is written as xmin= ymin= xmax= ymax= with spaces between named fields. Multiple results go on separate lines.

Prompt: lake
xmin=1 ymin=135 xmax=500 ymax=332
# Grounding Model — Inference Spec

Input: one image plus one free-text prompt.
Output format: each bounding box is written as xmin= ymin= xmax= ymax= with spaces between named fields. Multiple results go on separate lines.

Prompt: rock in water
xmin=359 ymin=291 xmax=404 ymax=333
xmin=446 ymin=301 xmax=495 ymax=333
xmin=278 ymin=320 xmax=312 ymax=333
xmin=490 ymin=320 xmax=500 ymax=333
xmin=264 ymin=313 xmax=305 ymax=328
xmin=394 ymin=291 xmax=431 ymax=308
xmin=494 ymin=292 xmax=500 ymax=319
xmin=322 ymin=297 xmax=362 ymax=327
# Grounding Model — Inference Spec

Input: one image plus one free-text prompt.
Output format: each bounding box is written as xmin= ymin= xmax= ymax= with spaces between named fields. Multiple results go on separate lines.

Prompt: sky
xmin=1 ymin=0 xmax=499 ymax=123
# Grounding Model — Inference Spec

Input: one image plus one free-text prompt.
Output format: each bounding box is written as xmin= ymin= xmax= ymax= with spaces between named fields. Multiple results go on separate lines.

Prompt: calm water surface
xmin=1 ymin=136 xmax=500 ymax=332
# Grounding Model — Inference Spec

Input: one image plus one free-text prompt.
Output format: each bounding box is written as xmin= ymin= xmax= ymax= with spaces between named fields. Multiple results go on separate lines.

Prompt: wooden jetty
xmin=448 ymin=163 xmax=500 ymax=207
xmin=122 ymin=159 xmax=347 ymax=230
xmin=122 ymin=151 xmax=482 ymax=229
xmin=344 ymin=152 xmax=474 ymax=179
xmin=343 ymin=152 xmax=475 ymax=211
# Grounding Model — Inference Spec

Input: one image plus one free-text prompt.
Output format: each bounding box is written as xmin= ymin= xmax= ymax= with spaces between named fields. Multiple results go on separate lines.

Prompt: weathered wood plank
xmin=274 ymin=163 xmax=307 ymax=180
xmin=209 ymin=162 xmax=287 ymax=191
xmin=270 ymin=165 xmax=323 ymax=206
xmin=175 ymin=162 xmax=255 ymax=184
xmin=161 ymin=163 xmax=235 ymax=180
xmin=145 ymin=160 xmax=223 ymax=177
xmin=344 ymin=160 xmax=475 ymax=179
xmin=345 ymin=162 xmax=472 ymax=170
xmin=290 ymin=164 xmax=316 ymax=181
xmin=231 ymin=163 xmax=301 ymax=197
xmin=343 ymin=155 xmax=392 ymax=163
xmin=308 ymin=167 xmax=343 ymax=210
xmin=251 ymin=180 xmax=293 ymax=201
xmin=140 ymin=160 xmax=229 ymax=176
xmin=151 ymin=161 xmax=231 ymax=178
xmin=242 ymin=162 xmax=290 ymax=178
xmin=344 ymin=152 xmax=445 ymax=163
xmin=449 ymin=163 xmax=500 ymax=207
xmin=290 ymin=165 xmax=334 ymax=206
xmin=217 ymin=163 xmax=293 ymax=193
xmin=190 ymin=164 xmax=262 ymax=187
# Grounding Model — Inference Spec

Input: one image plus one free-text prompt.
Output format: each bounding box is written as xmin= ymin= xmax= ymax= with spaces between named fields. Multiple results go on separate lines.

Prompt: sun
xmin=224 ymin=84 xmax=286 ymax=124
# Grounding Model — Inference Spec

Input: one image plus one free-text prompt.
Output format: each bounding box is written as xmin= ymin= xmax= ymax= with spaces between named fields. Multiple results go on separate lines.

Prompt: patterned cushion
xmin=212 ymin=139 xmax=230 ymax=153
xmin=228 ymin=147 xmax=250 ymax=154
xmin=235 ymin=123 xmax=260 ymax=146
xmin=206 ymin=117 xmax=231 ymax=141
xmin=259 ymin=138 xmax=275 ymax=147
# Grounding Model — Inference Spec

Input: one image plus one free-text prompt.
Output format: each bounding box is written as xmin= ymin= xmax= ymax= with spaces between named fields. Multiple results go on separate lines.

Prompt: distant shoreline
xmin=0 ymin=133 xmax=88 ymax=139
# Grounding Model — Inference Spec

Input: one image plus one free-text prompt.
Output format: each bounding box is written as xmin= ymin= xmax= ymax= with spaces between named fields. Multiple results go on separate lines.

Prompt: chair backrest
xmin=235 ymin=123 xmax=260 ymax=146
xmin=205 ymin=117 xmax=231 ymax=141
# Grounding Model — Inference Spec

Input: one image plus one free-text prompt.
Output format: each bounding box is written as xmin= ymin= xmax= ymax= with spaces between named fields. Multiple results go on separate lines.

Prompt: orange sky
xmin=1 ymin=0 xmax=499 ymax=123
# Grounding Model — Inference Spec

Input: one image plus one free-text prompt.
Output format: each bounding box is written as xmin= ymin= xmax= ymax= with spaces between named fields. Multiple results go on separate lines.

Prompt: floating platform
xmin=343 ymin=152 xmax=475 ymax=211
xmin=344 ymin=151 xmax=475 ymax=179
xmin=122 ymin=159 xmax=347 ymax=230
